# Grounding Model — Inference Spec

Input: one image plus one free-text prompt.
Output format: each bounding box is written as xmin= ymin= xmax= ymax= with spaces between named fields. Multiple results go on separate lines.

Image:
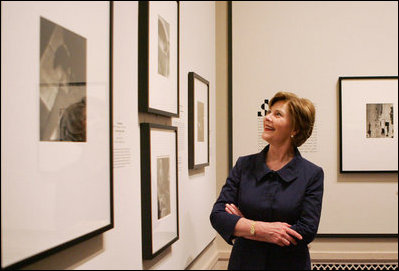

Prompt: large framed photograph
xmin=138 ymin=1 xmax=179 ymax=117
xmin=1 ymin=2 xmax=113 ymax=269
xmin=339 ymin=76 xmax=398 ymax=172
xmin=140 ymin=123 xmax=179 ymax=259
xmin=188 ymin=72 xmax=210 ymax=169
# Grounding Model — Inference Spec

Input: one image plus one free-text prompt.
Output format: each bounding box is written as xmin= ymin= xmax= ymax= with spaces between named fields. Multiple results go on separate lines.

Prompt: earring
xmin=291 ymin=134 xmax=294 ymax=138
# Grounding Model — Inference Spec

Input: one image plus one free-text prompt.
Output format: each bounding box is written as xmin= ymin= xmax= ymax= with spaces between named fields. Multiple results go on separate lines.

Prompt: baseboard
xmin=204 ymin=251 xmax=220 ymax=270
xmin=204 ymin=250 xmax=229 ymax=270
xmin=311 ymin=251 xmax=398 ymax=262
xmin=217 ymin=250 xmax=231 ymax=261
xmin=209 ymin=250 xmax=398 ymax=269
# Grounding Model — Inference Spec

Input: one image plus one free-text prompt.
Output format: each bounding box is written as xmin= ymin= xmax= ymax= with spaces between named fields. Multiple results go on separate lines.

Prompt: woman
xmin=210 ymin=92 xmax=324 ymax=270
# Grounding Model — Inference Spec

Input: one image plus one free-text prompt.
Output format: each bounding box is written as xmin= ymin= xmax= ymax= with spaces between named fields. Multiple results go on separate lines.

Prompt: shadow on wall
xmin=142 ymin=247 xmax=173 ymax=269
xmin=21 ymin=235 xmax=104 ymax=270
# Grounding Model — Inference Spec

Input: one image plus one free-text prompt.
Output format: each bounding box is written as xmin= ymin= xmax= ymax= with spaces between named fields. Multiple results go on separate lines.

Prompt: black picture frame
xmin=1 ymin=2 xmax=113 ymax=270
xmin=188 ymin=72 xmax=210 ymax=169
xmin=138 ymin=1 xmax=180 ymax=117
xmin=140 ymin=123 xmax=179 ymax=260
xmin=339 ymin=76 xmax=398 ymax=173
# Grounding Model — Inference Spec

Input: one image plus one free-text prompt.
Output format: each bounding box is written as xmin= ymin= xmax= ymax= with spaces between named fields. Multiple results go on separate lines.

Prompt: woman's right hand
xmin=226 ymin=203 xmax=302 ymax=247
xmin=256 ymin=221 xmax=302 ymax=247
xmin=225 ymin=203 xmax=244 ymax=217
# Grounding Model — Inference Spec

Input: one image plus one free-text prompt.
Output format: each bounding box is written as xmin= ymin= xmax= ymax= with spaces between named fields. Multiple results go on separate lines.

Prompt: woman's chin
xmin=261 ymin=133 xmax=271 ymax=142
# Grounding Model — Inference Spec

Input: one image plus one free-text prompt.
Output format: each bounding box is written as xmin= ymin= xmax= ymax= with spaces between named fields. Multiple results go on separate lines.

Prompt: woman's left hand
xmin=225 ymin=203 xmax=244 ymax=217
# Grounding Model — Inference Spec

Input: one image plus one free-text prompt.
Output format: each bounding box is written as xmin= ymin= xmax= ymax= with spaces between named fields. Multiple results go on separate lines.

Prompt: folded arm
xmin=225 ymin=203 xmax=303 ymax=247
xmin=209 ymin=158 xmax=243 ymax=245
xmin=290 ymin=168 xmax=324 ymax=244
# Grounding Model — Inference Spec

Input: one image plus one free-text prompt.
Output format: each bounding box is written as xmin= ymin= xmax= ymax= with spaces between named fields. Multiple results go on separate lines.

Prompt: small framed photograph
xmin=138 ymin=1 xmax=179 ymax=117
xmin=339 ymin=76 xmax=398 ymax=172
xmin=188 ymin=72 xmax=210 ymax=169
xmin=140 ymin=123 xmax=179 ymax=259
xmin=1 ymin=2 xmax=113 ymax=269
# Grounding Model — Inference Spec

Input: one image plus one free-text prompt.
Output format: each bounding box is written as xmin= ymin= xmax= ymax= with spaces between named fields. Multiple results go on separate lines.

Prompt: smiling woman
xmin=262 ymin=100 xmax=294 ymax=149
xmin=210 ymin=91 xmax=323 ymax=270
xmin=264 ymin=92 xmax=316 ymax=149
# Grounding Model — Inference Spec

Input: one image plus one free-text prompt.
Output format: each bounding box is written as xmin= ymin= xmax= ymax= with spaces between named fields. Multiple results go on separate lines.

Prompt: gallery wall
xmin=141 ymin=1 xmax=217 ymax=268
xmin=232 ymin=1 xmax=398 ymax=236
xmin=207 ymin=1 xmax=398 ymax=264
xmin=1 ymin=1 xmax=216 ymax=270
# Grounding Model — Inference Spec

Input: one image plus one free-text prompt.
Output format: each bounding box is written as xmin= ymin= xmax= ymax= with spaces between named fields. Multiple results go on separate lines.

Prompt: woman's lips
xmin=264 ymin=125 xmax=275 ymax=131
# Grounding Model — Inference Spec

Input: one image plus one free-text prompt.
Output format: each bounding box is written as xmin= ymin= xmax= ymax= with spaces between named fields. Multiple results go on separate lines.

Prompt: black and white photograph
xmin=158 ymin=15 xmax=170 ymax=78
xmin=1 ymin=2 xmax=112 ymax=270
xmin=138 ymin=1 xmax=179 ymax=117
xmin=40 ymin=17 xmax=87 ymax=142
xmin=197 ymin=101 xmax=205 ymax=142
xmin=188 ymin=72 xmax=209 ymax=169
xmin=339 ymin=76 xmax=398 ymax=172
xmin=140 ymin=123 xmax=178 ymax=259
xmin=366 ymin=103 xmax=394 ymax=138
xmin=157 ymin=156 xmax=171 ymax=219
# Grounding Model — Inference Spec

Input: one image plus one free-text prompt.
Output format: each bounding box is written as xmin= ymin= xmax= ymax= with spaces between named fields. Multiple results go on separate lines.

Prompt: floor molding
xmin=209 ymin=250 xmax=398 ymax=270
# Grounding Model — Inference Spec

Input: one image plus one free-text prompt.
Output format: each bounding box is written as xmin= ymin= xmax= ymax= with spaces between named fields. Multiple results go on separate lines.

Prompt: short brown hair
xmin=269 ymin=91 xmax=315 ymax=147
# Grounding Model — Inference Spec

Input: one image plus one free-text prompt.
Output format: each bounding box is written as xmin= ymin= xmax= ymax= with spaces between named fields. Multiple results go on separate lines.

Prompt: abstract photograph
xmin=157 ymin=15 xmax=170 ymax=78
xmin=197 ymin=101 xmax=205 ymax=142
xmin=157 ymin=156 xmax=171 ymax=219
xmin=40 ymin=17 xmax=87 ymax=142
xmin=366 ymin=103 xmax=394 ymax=138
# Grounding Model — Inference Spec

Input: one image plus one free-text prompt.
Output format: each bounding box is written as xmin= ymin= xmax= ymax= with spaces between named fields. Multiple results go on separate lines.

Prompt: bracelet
xmin=250 ymin=221 xmax=256 ymax=236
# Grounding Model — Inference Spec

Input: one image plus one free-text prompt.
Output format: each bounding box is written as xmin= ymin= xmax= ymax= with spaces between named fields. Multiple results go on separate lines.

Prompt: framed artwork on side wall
xmin=339 ymin=76 xmax=398 ymax=173
xmin=1 ymin=2 xmax=113 ymax=269
xmin=138 ymin=1 xmax=179 ymax=117
xmin=140 ymin=123 xmax=179 ymax=259
xmin=188 ymin=72 xmax=210 ymax=169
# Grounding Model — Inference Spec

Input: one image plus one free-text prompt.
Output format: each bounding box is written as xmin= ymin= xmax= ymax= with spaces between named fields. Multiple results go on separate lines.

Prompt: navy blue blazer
xmin=210 ymin=145 xmax=324 ymax=270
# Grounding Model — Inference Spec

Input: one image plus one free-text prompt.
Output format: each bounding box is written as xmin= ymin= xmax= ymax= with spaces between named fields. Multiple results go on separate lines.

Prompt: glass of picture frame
xmin=188 ymin=72 xmax=210 ymax=169
xmin=1 ymin=2 xmax=113 ymax=269
xmin=140 ymin=123 xmax=179 ymax=259
xmin=339 ymin=76 xmax=398 ymax=172
xmin=138 ymin=1 xmax=179 ymax=117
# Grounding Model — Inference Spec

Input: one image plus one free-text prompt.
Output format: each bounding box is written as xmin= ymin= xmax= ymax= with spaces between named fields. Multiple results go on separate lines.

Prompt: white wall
xmin=143 ymin=1 xmax=216 ymax=269
xmin=190 ymin=2 xmax=398 ymax=268
xmin=16 ymin=2 xmax=144 ymax=269
xmin=2 ymin=1 xmax=216 ymax=270
xmin=78 ymin=2 xmax=143 ymax=268
xmin=232 ymin=0 xmax=398 ymax=235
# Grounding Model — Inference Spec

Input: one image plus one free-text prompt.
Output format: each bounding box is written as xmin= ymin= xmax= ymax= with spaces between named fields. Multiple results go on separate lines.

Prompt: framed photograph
xmin=140 ymin=123 xmax=179 ymax=259
xmin=339 ymin=76 xmax=398 ymax=172
xmin=188 ymin=72 xmax=210 ymax=169
xmin=138 ymin=1 xmax=179 ymax=117
xmin=1 ymin=2 xmax=113 ymax=269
